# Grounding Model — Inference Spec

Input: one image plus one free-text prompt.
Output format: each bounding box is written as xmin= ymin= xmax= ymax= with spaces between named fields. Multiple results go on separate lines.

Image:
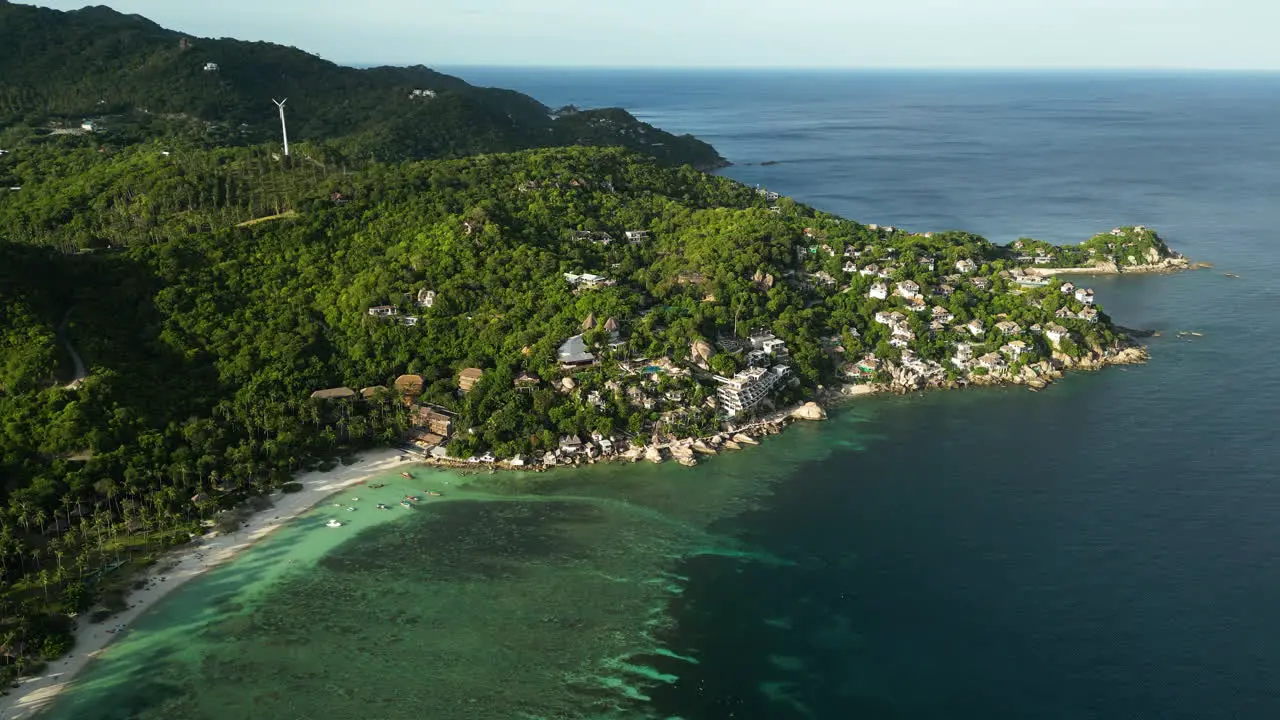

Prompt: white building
xmin=716 ymin=366 xmax=788 ymax=417
xmin=869 ymin=282 xmax=889 ymax=300
xmin=956 ymin=259 xmax=978 ymax=274
xmin=1075 ymin=288 xmax=1096 ymax=305
xmin=749 ymin=333 xmax=789 ymax=358
xmin=564 ymin=272 xmax=612 ymax=289
xmin=368 ymin=305 xmax=399 ymax=318
xmin=896 ymin=280 xmax=922 ymax=300
xmin=1045 ymin=323 xmax=1070 ymax=346
xmin=410 ymin=89 xmax=438 ymax=99
xmin=203 ymin=62 xmax=219 ymax=72
xmin=417 ymin=288 xmax=436 ymax=308
xmin=625 ymin=230 xmax=650 ymax=243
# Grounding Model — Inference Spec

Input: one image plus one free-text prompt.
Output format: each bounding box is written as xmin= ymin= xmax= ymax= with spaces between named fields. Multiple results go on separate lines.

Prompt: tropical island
xmin=0 ymin=2 xmax=1191 ymax=699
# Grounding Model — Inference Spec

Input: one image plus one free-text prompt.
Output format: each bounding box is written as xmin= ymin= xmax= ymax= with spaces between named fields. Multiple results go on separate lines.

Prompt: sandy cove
xmin=0 ymin=447 xmax=406 ymax=720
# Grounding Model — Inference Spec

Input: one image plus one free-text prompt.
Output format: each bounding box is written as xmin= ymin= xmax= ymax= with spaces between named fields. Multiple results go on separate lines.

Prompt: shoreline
xmin=0 ymin=339 xmax=1156 ymax=718
xmin=1023 ymin=258 xmax=1207 ymax=276
xmin=408 ymin=338 xmax=1151 ymax=476
xmin=0 ymin=447 xmax=406 ymax=720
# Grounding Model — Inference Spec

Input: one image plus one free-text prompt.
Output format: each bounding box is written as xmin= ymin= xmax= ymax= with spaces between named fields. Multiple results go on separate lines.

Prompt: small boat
xmin=426 ymin=491 xmax=442 ymax=497
xmin=351 ymin=497 xmax=359 ymax=502
xmin=400 ymin=472 xmax=413 ymax=479
xmin=369 ymin=483 xmax=385 ymax=489
xmin=346 ymin=506 xmax=356 ymax=512
xmin=325 ymin=519 xmax=343 ymax=528
xmin=332 ymin=503 xmax=342 ymax=507
xmin=376 ymin=503 xmax=390 ymax=510
xmin=405 ymin=495 xmax=419 ymax=502
xmin=400 ymin=501 xmax=412 ymax=509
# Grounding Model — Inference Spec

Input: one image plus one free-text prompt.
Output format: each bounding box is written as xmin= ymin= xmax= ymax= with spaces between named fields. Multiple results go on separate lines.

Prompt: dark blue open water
xmin=443 ymin=69 xmax=1280 ymax=719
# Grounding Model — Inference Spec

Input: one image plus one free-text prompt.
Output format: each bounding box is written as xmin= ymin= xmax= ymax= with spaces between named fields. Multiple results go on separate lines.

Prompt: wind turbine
xmin=272 ymin=98 xmax=290 ymax=157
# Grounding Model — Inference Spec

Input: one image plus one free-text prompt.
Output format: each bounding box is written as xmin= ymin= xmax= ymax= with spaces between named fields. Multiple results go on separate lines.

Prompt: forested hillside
xmin=0 ymin=2 xmax=725 ymax=168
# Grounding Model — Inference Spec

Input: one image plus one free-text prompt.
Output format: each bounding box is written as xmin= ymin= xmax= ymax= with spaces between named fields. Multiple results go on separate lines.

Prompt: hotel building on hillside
xmin=715 ymin=366 xmax=790 ymax=417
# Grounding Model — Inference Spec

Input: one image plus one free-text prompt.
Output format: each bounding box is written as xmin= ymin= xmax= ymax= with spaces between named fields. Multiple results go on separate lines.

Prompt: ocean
xmin=38 ymin=71 xmax=1280 ymax=719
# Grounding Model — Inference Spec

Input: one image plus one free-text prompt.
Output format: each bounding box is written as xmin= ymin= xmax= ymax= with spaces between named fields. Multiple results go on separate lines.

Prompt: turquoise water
xmin=43 ymin=72 xmax=1280 ymax=718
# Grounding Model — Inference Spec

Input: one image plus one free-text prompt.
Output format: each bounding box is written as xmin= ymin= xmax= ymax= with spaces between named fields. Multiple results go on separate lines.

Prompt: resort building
xmin=749 ymin=333 xmax=789 ymax=359
xmin=458 ymin=368 xmax=484 ymax=392
xmin=1045 ymin=324 xmax=1070 ymax=346
xmin=558 ymin=334 xmax=597 ymax=368
xmin=896 ymin=280 xmax=922 ymax=300
xmin=310 ymin=387 xmax=357 ymax=401
xmin=564 ymin=272 xmax=613 ymax=289
xmin=394 ymin=374 xmax=425 ymax=397
xmin=869 ymin=282 xmax=889 ymax=300
xmin=715 ymin=366 xmax=789 ymax=418
xmin=995 ymin=321 xmax=1023 ymax=336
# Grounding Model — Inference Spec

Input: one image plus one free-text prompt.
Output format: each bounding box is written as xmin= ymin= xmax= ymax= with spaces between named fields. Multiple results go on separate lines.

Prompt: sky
xmin=29 ymin=0 xmax=1280 ymax=70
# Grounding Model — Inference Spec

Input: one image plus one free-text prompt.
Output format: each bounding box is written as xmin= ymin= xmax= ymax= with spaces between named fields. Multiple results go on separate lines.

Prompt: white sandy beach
xmin=0 ymin=447 xmax=405 ymax=720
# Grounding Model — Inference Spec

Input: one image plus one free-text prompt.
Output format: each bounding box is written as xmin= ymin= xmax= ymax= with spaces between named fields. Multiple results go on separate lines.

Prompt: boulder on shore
xmin=644 ymin=446 xmax=665 ymax=464
xmin=732 ymin=433 xmax=759 ymax=446
xmin=790 ymin=402 xmax=828 ymax=421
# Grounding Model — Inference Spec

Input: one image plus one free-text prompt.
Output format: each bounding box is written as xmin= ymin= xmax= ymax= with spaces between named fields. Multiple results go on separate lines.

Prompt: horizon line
xmin=349 ymin=63 xmax=1280 ymax=75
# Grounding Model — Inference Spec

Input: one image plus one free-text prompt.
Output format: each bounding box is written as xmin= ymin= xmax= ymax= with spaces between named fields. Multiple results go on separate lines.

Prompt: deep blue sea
xmin=448 ymin=69 xmax=1280 ymax=719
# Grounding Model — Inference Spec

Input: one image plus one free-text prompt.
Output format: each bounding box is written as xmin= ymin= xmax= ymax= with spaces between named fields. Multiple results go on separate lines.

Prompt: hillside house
xmin=203 ymin=62 xmax=219 ymax=72
xmin=625 ymin=230 xmax=650 ymax=242
xmin=895 ymin=280 xmax=922 ymax=300
xmin=410 ymin=89 xmax=437 ymax=99
xmin=417 ymin=289 xmax=436 ymax=308
xmin=995 ymin=321 xmax=1023 ymax=336
xmin=458 ymin=368 xmax=484 ymax=392
xmin=558 ymin=334 xmax=597 ymax=368
xmin=311 ymin=387 xmax=357 ymax=401
xmin=368 ymin=305 xmax=399 ymax=318
xmin=395 ymin=374 xmax=425 ymax=397
xmin=869 ymin=282 xmax=889 ymax=300
xmin=956 ymin=259 xmax=978 ymax=274
xmin=1045 ymin=324 xmax=1070 ymax=346
xmin=1001 ymin=340 xmax=1030 ymax=358
xmin=977 ymin=353 xmax=1007 ymax=372
xmin=564 ymin=272 xmax=612 ymax=289
xmin=1075 ymin=288 xmax=1096 ymax=305
xmin=965 ymin=319 xmax=985 ymax=337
